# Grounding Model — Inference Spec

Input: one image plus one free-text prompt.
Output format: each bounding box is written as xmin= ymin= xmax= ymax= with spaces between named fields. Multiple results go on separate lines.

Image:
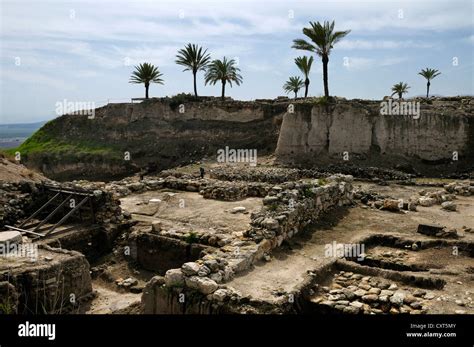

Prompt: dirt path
xmin=86 ymin=285 xmax=141 ymax=314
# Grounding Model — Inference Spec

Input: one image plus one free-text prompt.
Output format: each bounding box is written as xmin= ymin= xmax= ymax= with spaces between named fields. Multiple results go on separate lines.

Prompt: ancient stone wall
xmin=0 ymin=245 xmax=92 ymax=314
xmin=141 ymin=174 xmax=353 ymax=313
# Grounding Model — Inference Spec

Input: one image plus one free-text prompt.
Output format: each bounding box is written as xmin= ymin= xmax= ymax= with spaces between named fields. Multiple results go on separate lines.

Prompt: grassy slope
xmin=5 ymin=124 xmax=120 ymax=159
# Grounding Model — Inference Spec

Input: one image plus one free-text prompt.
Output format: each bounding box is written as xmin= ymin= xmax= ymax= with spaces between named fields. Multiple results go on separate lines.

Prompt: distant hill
xmin=0 ymin=121 xmax=47 ymax=149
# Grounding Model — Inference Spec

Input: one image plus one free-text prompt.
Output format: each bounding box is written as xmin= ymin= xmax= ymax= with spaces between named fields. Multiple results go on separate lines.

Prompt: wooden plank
xmin=33 ymin=194 xmax=73 ymax=232
xmin=44 ymin=196 xmax=90 ymax=236
xmin=19 ymin=192 xmax=61 ymax=228
xmin=5 ymin=225 xmax=45 ymax=237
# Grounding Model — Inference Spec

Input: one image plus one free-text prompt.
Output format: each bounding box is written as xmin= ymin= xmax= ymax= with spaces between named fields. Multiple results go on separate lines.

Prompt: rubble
xmin=311 ymin=272 xmax=430 ymax=314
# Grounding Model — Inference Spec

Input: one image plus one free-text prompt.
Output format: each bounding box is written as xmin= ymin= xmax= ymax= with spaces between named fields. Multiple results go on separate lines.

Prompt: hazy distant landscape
xmin=0 ymin=121 xmax=46 ymax=148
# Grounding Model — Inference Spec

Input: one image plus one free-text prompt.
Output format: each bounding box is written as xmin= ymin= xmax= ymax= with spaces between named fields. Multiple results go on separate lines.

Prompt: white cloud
xmin=338 ymin=40 xmax=435 ymax=50
xmin=342 ymin=56 xmax=408 ymax=71
xmin=0 ymin=68 xmax=76 ymax=90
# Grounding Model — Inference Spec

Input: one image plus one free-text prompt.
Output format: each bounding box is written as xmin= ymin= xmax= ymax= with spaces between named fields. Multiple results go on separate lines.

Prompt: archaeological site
xmin=1 ymin=96 xmax=473 ymax=318
xmin=1 ymin=0 xmax=473 ymax=344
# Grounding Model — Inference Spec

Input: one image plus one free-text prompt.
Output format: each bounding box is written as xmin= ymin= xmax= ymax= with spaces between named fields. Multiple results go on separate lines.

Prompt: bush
xmin=312 ymin=96 xmax=335 ymax=106
xmin=303 ymin=187 xmax=315 ymax=198
xmin=185 ymin=231 xmax=200 ymax=244
xmin=167 ymin=93 xmax=198 ymax=110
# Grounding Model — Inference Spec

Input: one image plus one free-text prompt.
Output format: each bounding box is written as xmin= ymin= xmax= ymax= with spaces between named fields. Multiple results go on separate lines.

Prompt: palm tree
xmin=283 ymin=76 xmax=305 ymax=99
xmin=292 ymin=20 xmax=350 ymax=98
xmin=129 ymin=63 xmax=164 ymax=99
xmin=391 ymin=82 xmax=410 ymax=99
xmin=175 ymin=43 xmax=211 ymax=97
xmin=418 ymin=68 xmax=441 ymax=98
xmin=204 ymin=57 xmax=243 ymax=100
xmin=295 ymin=56 xmax=314 ymax=98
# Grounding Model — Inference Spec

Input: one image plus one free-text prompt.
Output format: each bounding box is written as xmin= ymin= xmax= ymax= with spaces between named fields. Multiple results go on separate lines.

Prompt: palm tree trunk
xmin=221 ymin=80 xmax=226 ymax=100
xmin=304 ymin=79 xmax=309 ymax=98
xmin=145 ymin=83 xmax=149 ymax=99
xmin=399 ymin=92 xmax=402 ymax=100
xmin=193 ymin=71 xmax=198 ymax=97
xmin=294 ymin=91 xmax=297 ymax=99
xmin=322 ymin=55 xmax=329 ymax=98
xmin=426 ymin=81 xmax=430 ymax=98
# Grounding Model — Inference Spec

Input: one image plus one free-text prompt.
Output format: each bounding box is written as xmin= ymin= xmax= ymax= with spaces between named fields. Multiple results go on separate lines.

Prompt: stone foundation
xmin=0 ymin=245 xmax=92 ymax=314
xmin=141 ymin=174 xmax=353 ymax=313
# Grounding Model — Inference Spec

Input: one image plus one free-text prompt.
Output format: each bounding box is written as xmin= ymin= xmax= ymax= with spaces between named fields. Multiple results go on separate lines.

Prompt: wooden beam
xmin=33 ymin=194 xmax=73 ymax=232
xmin=19 ymin=192 xmax=61 ymax=228
xmin=44 ymin=196 xmax=90 ymax=236
xmin=5 ymin=225 xmax=45 ymax=237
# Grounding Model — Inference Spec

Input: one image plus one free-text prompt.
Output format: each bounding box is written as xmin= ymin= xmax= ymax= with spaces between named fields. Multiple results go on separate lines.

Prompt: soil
xmin=227 ymin=181 xmax=474 ymax=313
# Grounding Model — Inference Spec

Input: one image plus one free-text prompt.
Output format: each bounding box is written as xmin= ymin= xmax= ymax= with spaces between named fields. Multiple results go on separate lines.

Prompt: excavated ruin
xmin=1 ymin=97 xmax=473 ymax=315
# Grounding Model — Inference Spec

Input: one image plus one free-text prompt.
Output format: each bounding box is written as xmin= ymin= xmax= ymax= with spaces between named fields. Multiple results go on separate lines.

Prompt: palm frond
xmin=295 ymin=56 xmax=314 ymax=78
xmin=129 ymin=62 xmax=164 ymax=85
xmin=294 ymin=20 xmax=350 ymax=57
xmin=418 ymin=68 xmax=441 ymax=81
xmin=204 ymin=57 xmax=243 ymax=86
xmin=175 ymin=43 xmax=211 ymax=72
xmin=283 ymin=76 xmax=305 ymax=94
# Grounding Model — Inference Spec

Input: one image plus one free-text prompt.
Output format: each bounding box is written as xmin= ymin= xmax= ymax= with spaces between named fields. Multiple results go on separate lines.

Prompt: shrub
xmin=168 ymin=93 xmax=198 ymax=111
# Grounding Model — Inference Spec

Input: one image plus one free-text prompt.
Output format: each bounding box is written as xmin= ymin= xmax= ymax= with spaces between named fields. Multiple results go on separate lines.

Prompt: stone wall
xmin=141 ymin=174 xmax=353 ymax=313
xmin=0 ymin=245 xmax=92 ymax=314
xmin=1 ymin=180 xmax=132 ymax=261
xmin=128 ymin=232 xmax=208 ymax=274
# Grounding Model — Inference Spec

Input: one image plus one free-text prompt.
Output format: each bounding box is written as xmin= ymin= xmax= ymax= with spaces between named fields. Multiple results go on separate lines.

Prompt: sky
xmin=0 ymin=0 xmax=473 ymax=123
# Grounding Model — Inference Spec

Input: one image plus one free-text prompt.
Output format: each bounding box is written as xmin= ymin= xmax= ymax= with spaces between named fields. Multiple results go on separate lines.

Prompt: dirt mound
xmin=0 ymin=153 xmax=47 ymax=183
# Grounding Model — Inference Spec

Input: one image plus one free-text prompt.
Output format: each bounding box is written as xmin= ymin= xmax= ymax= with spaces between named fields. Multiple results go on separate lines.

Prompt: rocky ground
xmin=1 ymin=157 xmax=473 ymax=314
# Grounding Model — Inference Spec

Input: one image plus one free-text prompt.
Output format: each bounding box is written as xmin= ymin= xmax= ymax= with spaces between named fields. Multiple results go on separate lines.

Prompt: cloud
xmin=342 ymin=56 xmax=408 ymax=71
xmin=338 ymin=40 xmax=435 ymax=50
xmin=0 ymin=68 xmax=76 ymax=90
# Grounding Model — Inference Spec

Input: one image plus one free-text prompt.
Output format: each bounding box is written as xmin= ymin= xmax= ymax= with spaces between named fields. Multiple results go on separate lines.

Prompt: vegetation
xmin=124 ymin=23 xmax=444 ymax=103
xmin=0 ymin=299 xmax=15 ymax=314
xmin=175 ymin=43 xmax=211 ymax=97
xmin=8 ymin=128 xmax=118 ymax=157
xmin=317 ymin=178 xmax=328 ymax=186
xmin=283 ymin=76 xmax=305 ymax=99
xmin=292 ymin=20 xmax=350 ymax=98
xmin=312 ymin=95 xmax=334 ymax=106
xmin=167 ymin=93 xmax=198 ymax=110
xmin=295 ymin=56 xmax=314 ymax=98
xmin=267 ymin=203 xmax=279 ymax=211
xmin=391 ymin=82 xmax=410 ymax=99
xmin=303 ymin=186 xmax=316 ymax=198
xmin=204 ymin=57 xmax=243 ymax=100
xmin=129 ymin=62 xmax=164 ymax=99
xmin=185 ymin=231 xmax=200 ymax=244
xmin=418 ymin=68 xmax=441 ymax=98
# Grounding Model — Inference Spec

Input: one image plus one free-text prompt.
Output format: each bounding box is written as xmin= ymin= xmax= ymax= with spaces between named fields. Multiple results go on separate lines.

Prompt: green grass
xmin=6 ymin=128 xmax=120 ymax=158
xmin=317 ymin=178 xmax=328 ymax=186
xmin=184 ymin=231 xmax=200 ymax=244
